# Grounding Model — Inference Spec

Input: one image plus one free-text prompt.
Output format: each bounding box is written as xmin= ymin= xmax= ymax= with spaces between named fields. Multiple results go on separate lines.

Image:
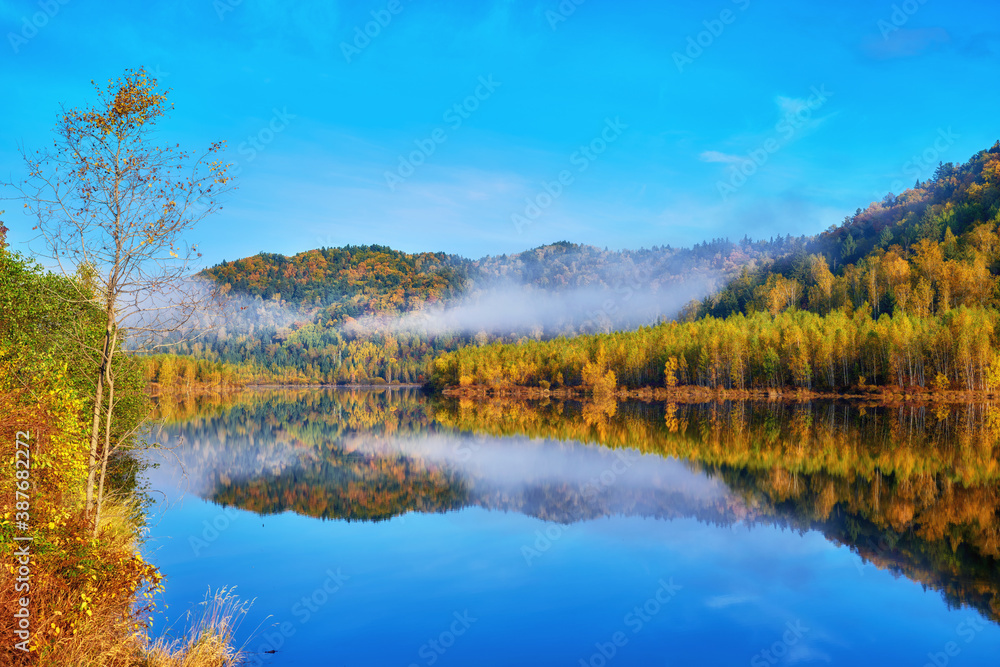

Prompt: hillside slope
xmin=432 ymin=142 xmax=1000 ymax=393
xmin=701 ymin=141 xmax=1000 ymax=320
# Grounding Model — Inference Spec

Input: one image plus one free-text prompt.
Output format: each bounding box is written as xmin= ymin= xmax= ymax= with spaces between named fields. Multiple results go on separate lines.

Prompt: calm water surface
xmin=143 ymin=389 xmax=1000 ymax=666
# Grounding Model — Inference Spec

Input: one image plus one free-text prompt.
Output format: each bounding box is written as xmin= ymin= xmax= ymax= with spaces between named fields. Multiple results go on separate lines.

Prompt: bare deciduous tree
xmin=6 ymin=67 xmax=233 ymax=533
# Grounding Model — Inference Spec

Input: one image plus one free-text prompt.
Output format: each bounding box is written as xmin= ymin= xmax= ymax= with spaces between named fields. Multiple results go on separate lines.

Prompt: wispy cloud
xmin=705 ymin=594 xmax=754 ymax=609
xmin=787 ymin=644 xmax=832 ymax=664
xmin=700 ymin=150 xmax=744 ymax=164
xmin=776 ymin=95 xmax=813 ymax=117
xmin=862 ymin=27 xmax=950 ymax=59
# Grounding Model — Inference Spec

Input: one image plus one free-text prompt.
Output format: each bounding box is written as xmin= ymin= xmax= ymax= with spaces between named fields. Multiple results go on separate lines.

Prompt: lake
xmin=142 ymin=389 xmax=1000 ymax=666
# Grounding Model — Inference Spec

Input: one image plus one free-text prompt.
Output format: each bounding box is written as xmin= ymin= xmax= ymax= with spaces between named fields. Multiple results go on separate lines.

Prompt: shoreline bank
xmin=439 ymin=384 xmax=1000 ymax=405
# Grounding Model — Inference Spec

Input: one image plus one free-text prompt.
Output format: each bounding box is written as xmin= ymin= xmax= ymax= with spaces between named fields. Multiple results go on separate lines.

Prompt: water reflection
xmin=151 ymin=389 xmax=1000 ymax=625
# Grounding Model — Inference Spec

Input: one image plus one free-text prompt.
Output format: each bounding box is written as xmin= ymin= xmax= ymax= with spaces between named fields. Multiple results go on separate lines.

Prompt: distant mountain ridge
xmin=201 ymin=237 xmax=804 ymax=326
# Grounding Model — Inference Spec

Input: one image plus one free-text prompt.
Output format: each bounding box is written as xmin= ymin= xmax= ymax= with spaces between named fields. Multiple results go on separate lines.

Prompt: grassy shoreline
xmin=148 ymin=376 xmax=1000 ymax=406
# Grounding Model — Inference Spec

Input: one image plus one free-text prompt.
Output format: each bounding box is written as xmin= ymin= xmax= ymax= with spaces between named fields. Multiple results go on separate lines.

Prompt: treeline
xmin=158 ymin=330 xmax=472 ymax=385
xmin=141 ymin=351 xmax=434 ymax=392
xmin=141 ymin=354 xmax=270 ymax=392
xmin=430 ymin=307 xmax=1000 ymax=392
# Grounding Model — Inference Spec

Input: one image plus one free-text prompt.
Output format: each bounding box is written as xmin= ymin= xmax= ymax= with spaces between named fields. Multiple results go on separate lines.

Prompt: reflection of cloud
xmin=962 ymin=32 xmax=1000 ymax=57
xmin=705 ymin=594 xmax=754 ymax=609
xmin=862 ymin=28 xmax=950 ymax=59
xmin=153 ymin=420 xmax=742 ymax=523
xmin=147 ymin=426 xmax=303 ymax=497
xmin=787 ymin=643 xmax=832 ymax=664
xmin=345 ymin=433 xmax=734 ymax=504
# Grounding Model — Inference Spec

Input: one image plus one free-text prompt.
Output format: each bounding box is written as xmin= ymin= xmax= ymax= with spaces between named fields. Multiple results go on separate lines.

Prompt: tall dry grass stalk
xmin=140 ymin=587 xmax=253 ymax=667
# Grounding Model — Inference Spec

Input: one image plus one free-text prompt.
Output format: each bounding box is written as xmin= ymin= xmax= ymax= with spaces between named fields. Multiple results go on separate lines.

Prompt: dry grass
xmin=139 ymin=587 xmax=252 ymax=667
xmin=0 ymin=505 xmax=160 ymax=666
xmin=1 ymin=499 xmax=251 ymax=667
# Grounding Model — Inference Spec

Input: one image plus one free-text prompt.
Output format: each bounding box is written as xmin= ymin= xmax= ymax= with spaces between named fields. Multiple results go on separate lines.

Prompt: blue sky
xmin=1 ymin=0 xmax=998 ymax=267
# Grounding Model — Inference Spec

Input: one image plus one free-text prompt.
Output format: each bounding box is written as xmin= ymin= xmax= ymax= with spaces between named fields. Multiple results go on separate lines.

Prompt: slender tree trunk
xmin=85 ymin=315 xmax=114 ymax=515
xmin=93 ymin=366 xmax=116 ymax=538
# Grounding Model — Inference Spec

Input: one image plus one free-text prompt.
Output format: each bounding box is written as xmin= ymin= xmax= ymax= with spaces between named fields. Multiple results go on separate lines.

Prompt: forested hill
xmin=201 ymin=237 xmax=805 ymax=324
xmin=471 ymin=238 xmax=785 ymax=289
xmin=203 ymin=140 xmax=1000 ymax=328
xmin=175 ymin=237 xmax=795 ymax=386
xmin=201 ymin=245 xmax=471 ymax=323
xmin=700 ymin=141 xmax=1000 ymax=319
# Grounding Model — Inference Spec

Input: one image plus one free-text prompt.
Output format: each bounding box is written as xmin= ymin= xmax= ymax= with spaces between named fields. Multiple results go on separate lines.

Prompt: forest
xmin=201 ymin=245 xmax=470 ymax=323
xmin=431 ymin=142 xmax=1000 ymax=393
xmin=156 ymin=235 xmax=810 ymax=387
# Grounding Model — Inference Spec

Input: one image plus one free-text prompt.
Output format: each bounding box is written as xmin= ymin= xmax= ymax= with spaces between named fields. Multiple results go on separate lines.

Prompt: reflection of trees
xmin=153 ymin=387 xmax=434 ymax=445
xmin=438 ymin=399 xmax=1000 ymax=484
xmin=161 ymin=391 xmax=1000 ymax=623
xmin=212 ymin=449 xmax=469 ymax=522
xmin=438 ymin=398 xmax=1000 ymax=623
xmin=717 ymin=465 xmax=1000 ymax=622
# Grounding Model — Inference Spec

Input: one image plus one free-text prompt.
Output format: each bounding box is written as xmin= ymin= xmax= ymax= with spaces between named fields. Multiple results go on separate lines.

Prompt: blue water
xmin=142 ymin=393 xmax=1000 ymax=666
